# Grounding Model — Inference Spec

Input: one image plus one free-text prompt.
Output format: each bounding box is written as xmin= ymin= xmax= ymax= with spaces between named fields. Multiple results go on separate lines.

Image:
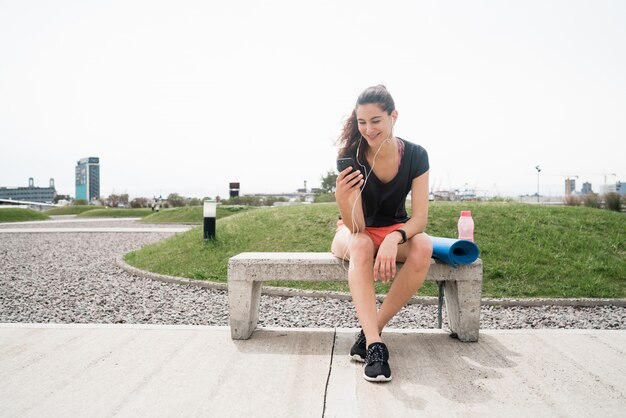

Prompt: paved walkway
xmin=0 ymin=227 xmax=191 ymax=233
xmin=2 ymin=217 xmax=625 ymax=417
xmin=0 ymin=217 xmax=192 ymax=233
xmin=0 ymin=217 xmax=143 ymax=226
xmin=1 ymin=324 xmax=624 ymax=417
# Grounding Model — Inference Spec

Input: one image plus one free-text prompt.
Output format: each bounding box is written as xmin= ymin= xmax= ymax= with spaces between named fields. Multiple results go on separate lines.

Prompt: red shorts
xmin=336 ymin=220 xmax=406 ymax=248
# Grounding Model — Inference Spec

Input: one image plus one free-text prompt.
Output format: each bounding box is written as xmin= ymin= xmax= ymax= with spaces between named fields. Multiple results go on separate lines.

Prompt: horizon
xmin=3 ymin=170 xmax=621 ymax=201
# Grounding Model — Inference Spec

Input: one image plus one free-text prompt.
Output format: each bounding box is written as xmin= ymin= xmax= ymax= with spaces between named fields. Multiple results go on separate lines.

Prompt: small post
xmin=203 ymin=199 xmax=217 ymax=241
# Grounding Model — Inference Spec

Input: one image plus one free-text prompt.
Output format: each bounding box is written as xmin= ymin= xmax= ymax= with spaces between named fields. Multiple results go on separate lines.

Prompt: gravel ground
xmin=1 ymin=224 xmax=625 ymax=330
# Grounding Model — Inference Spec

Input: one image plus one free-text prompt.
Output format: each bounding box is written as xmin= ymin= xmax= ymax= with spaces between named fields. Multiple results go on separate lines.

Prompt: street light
xmin=203 ymin=199 xmax=217 ymax=241
xmin=535 ymin=165 xmax=541 ymax=203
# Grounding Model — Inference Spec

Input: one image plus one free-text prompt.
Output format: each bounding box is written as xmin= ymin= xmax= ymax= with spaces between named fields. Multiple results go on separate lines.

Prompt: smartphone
xmin=337 ymin=157 xmax=356 ymax=173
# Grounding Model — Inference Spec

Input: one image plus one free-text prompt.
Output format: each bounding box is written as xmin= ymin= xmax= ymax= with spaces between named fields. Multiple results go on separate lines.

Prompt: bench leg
xmin=228 ymin=280 xmax=262 ymax=340
xmin=437 ymin=281 xmax=444 ymax=329
xmin=444 ymin=280 xmax=481 ymax=342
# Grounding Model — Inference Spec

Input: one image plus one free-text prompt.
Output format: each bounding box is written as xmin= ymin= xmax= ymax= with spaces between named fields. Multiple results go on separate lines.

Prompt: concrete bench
xmin=227 ymin=252 xmax=483 ymax=342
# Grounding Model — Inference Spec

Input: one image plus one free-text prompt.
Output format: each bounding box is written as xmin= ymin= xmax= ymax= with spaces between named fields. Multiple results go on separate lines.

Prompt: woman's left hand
xmin=373 ymin=234 xmax=402 ymax=283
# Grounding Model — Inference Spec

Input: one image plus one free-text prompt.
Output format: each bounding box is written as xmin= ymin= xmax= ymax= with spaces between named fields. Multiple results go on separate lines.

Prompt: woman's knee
xmin=331 ymin=230 xmax=374 ymax=262
xmin=406 ymin=234 xmax=433 ymax=269
xmin=348 ymin=233 xmax=375 ymax=262
xmin=342 ymin=234 xmax=375 ymax=288
xmin=330 ymin=227 xmax=352 ymax=258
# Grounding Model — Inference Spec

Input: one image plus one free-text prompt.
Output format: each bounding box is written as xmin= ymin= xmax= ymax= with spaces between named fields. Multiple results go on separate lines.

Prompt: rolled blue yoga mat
xmin=430 ymin=236 xmax=480 ymax=268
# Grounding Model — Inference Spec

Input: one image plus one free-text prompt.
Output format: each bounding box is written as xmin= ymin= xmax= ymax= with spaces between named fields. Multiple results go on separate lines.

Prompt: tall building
xmin=75 ymin=157 xmax=100 ymax=201
xmin=581 ymin=182 xmax=593 ymax=195
xmin=0 ymin=178 xmax=57 ymax=203
xmin=564 ymin=178 xmax=576 ymax=195
xmin=606 ymin=181 xmax=625 ymax=196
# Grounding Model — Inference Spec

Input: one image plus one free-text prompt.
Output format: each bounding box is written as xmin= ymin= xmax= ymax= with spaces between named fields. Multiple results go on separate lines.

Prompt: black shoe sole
xmin=350 ymin=353 xmax=365 ymax=363
xmin=363 ymin=372 xmax=392 ymax=382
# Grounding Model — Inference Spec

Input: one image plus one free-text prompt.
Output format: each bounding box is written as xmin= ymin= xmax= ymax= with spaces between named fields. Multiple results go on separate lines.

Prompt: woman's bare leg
xmin=331 ymin=227 xmax=382 ymax=345
xmin=376 ymin=233 xmax=432 ymax=330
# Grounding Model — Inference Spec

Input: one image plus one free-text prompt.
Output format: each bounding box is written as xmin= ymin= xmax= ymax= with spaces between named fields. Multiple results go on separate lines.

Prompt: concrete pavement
xmin=0 ymin=217 xmax=141 ymax=225
xmin=1 ymin=324 xmax=624 ymax=417
xmin=0 ymin=217 xmax=193 ymax=233
xmin=2 ymin=218 xmax=624 ymax=416
xmin=0 ymin=227 xmax=191 ymax=233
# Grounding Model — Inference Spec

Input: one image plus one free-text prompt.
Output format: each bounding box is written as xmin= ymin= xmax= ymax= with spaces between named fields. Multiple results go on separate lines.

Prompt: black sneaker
xmin=349 ymin=329 xmax=367 ymax=362
xmin=363 ymin=342 xmax=392 ymax=382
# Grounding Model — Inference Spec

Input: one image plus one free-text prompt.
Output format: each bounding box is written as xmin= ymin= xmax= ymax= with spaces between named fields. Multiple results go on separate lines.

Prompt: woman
xmin=331 ymin=85 xmax=432 ymax=382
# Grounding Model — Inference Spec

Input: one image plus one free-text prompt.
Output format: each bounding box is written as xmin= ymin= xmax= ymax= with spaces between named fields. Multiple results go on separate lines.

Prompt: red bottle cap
xmin=460 ymin=211 xmax=472 ymax=217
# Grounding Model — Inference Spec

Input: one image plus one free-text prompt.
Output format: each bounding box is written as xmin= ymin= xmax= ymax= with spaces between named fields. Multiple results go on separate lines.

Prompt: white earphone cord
xmin=341 ymin=135 xmax=394 ymax=271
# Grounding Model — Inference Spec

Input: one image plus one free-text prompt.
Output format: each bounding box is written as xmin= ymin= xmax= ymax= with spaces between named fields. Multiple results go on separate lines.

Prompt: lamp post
xmin=535 ymin=165 xmax=541 ymax=203
xmin=203 ymin=199 xmax=217 ymax=241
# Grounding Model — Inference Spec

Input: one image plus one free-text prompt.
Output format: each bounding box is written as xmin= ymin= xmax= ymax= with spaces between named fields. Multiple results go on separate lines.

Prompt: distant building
xmin=606 ymin=181 xmax=625 ymax=196
xmin=581 ymin=182 xmax=593 ymax=195
xmin=75 ymin=157 xmax=100 ymax=201
xmin=564 ymin=178 xmax=576 ymax=195
xmin=0 ymin=178 xmax=57 ymax=203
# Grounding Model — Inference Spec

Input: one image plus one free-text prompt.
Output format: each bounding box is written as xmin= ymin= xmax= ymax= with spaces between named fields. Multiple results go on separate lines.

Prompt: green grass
xmin=141 ymin=205 xmax=254 ymax=224
xmin=0 ymin=208 xmax=50 ymax=223
xmin=45 ymin=205 xmax=97 ymax=215
xmin=77 ymin=208 xmax=153 ymax=218
xmin=125 ymin=204 xmax=335 ymax=280
xmin=124 ymin=202 xmax=626 ymax=298
xmin=428 ymin=202 xmax=626 ymax=298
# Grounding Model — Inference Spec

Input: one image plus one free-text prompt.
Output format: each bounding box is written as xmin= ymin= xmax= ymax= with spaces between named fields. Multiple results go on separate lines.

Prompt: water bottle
xmin=457 ymin=211 xmax=474 ymax=242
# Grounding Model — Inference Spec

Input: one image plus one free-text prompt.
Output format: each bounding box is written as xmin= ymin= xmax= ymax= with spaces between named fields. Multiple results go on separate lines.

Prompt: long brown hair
xmin=337 ymin=84 xmax=396 ymax=159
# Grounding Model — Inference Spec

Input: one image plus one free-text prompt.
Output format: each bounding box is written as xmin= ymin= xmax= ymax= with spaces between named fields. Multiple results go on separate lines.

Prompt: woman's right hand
xmin=335 ymin=167 xmax=364 ymax=203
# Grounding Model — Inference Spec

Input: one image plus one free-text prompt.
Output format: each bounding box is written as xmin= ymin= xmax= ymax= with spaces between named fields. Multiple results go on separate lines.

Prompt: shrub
xmin=564 ymin=194 xmax=581 ymax=206
xmin=604 ymin=192 xmax=622 ymax=212
xmin=488 ymin=196 xmax=513 ymax=202
xmin=167 ymin=193 xmax=187 ymax=207
xmin=582 ymin=193 xmax=600 ymax=209
xmin=314 ymin=193 xmax=336 ymax=203
xmin=222 ymin=196 xmax=288 ymax=206
xmin=188 ymin=198 xmax=203 ymax=206
xmin=130 ymin=197 xmax=150 ymax=208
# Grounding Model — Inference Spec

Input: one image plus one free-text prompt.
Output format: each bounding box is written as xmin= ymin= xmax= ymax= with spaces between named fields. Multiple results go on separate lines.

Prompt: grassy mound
xmin=125 ymin=202 xmax=626 ymax=298
xmin=45 ymin=205 xmax=97 ymax=215
xmin=77 ymin=208 xmax=153 ymax=218
xmin=429 ymin=202 xmax=625 ymax=298
xmin=141 ymin=205 xmax=253 ymax=224
xmin=0 ymin=208 xmax=50 ymax=223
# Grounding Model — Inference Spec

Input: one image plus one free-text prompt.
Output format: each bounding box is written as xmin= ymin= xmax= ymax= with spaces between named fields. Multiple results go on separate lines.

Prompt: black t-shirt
xmin=343 ymin=138 xmax=429 ymax=227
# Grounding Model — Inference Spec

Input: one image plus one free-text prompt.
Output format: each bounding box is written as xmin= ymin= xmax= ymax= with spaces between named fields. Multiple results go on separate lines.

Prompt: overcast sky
xmin=1 ymin=0 xmax=624 ymax=199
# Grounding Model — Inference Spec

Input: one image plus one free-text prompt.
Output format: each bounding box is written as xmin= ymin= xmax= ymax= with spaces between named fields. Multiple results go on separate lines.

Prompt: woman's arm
xmin=384 ymin=170 xmax=430 ymax=244
xmin=335 ymin=167 xmax=365 ymax=232
xmin=406 ymin=169 xmax=430 ymax=236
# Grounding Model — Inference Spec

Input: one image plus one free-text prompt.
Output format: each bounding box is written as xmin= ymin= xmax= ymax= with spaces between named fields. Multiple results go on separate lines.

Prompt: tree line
xmin=70 ymin=170 xmax=343 ymax=208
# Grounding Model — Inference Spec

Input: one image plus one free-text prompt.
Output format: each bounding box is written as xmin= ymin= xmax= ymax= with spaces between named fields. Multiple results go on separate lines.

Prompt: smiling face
xmin=355 ymin=103 xmax=397 ymax=147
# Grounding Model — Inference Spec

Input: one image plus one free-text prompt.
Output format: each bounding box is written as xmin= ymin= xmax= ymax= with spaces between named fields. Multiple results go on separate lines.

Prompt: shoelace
xmin=365 ymin=344 xmax=387 ymax=364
